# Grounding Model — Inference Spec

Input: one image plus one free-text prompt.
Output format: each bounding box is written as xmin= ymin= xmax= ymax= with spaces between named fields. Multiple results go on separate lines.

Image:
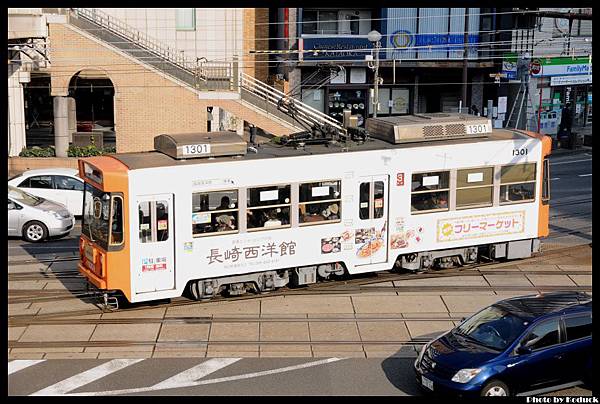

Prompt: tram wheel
xmin=189 ymin=280 xmax=200 ymax=300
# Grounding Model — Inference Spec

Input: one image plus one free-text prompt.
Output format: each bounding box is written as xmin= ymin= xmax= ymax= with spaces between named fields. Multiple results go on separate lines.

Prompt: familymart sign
xmin=531 ymin=56 xmax=592 ymax=77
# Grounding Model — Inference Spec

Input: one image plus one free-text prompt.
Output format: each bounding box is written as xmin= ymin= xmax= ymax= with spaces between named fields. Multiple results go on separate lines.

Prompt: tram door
xmin=135 ymin=194 xmax=175 ymax=293
xmin=356 ymin=175 xmax=389 ymax=265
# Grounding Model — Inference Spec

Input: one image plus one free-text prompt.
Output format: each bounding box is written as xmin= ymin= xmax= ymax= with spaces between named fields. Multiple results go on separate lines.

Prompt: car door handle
xmin=554 ymin=354 xmax=564 ymax=360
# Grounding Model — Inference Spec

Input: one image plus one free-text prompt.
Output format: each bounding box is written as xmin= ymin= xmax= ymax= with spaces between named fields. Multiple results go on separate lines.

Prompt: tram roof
xmin=110 ymin=129 xmax=535 ymax=171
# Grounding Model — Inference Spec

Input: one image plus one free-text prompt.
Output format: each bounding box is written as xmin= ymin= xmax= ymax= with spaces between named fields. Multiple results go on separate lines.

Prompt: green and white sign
xmin=531 ymin=56 xmax=592 ymax=77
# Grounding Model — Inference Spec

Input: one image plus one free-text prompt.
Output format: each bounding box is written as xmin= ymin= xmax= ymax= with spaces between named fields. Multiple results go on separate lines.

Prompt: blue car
xmin=414 ymin=292 xmax=592 ymax=397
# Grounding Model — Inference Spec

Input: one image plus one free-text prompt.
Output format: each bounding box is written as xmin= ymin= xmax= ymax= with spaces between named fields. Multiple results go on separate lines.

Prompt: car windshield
xmin=82 ymin=182 xmax=110 ymax=248
xmin=454 ymin=305 xmax=529 ymax=351
xmin=8 ymin=185 xmax=43 ymax=206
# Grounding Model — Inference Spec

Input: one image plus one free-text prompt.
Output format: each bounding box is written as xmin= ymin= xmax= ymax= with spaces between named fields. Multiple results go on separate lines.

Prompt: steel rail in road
xmin=10 ymin=314 xmax=468 ymax=326
xmin=7 ymin=281 xmax=591 ymax=307
xmin=9 ymin=283 xmax=591 ymax=327
xmin=8 ymin=338 xmax=434 ymax=350
xmin=8 ymin=244 xmax=590 ymax=322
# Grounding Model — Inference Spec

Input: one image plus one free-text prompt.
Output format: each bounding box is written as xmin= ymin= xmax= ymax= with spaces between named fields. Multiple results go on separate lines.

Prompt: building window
xmin=192 ymin=190 xmax=238 ymax=236
xmin=247 ymin=185 xmax=291 ymax=230
xmin=299 ymin=180 xmax=341 ymax=225
xmin=176 ymin=8 xmax=196 ymax=30
xmin=500 ymin=163 xmax=536 ymax=204
xmin=411 ymin=171 xmax=450 ymax=213
xmin=302 ymin=10 xmax=338 ymax=34
xmin=456 ymin=167 xmax=494 ymax=209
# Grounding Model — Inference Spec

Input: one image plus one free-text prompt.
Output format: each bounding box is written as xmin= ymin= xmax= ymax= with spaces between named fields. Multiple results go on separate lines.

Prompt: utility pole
xmin=462 ymin=8 xmax=470 ymax=114
xmin=367 ymin=30 xmax=383 ymax=118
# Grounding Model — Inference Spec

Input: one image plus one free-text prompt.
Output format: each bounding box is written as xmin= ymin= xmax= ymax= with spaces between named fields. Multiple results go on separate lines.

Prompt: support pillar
xmin=8 ymin=65 xmax=28 ymax=156
xmin=53 ymin=96 xmax=69 ymax=157
xmin=67 ymin=97 xmax=76 ymax=142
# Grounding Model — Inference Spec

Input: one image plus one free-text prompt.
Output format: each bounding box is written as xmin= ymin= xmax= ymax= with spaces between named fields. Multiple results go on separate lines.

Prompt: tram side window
xmin=500 ymin=163 xmax=536 ymax=204
xmin=359 ymin=182 xmax=370 ymax=220
xmin=192 ymin=190 xmax=238 ymax=236
xmin=542 ymin=159 xmax=550 ymax=205
xmin=456 ymin=167 xmax=494 ymax=209
xmin=110 ymin=196 xmax=124 ymax=245
xmin=411 ymin=171 xmax=450 ymax=213
xmin=247 ymin=184 xmax=291 ymax=230
xmin=299 ymin=180 xmax=341 ymax=225
xmin=138 ymin=200 xmax=169 ymax=243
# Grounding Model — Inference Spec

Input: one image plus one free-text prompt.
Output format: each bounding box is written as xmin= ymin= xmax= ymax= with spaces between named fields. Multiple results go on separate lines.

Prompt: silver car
xmin=8 ymin=185 xmax=74 ymax=242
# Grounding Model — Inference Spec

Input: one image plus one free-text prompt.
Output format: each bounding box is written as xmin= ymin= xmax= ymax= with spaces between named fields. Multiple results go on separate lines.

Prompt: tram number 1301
xmin=183 ymin=144 xmax=211 ymax=156
xmin=512 ymin=148 xmax=528 ymax=156
xmin=466 ymin=124 xmax=491 ymax=134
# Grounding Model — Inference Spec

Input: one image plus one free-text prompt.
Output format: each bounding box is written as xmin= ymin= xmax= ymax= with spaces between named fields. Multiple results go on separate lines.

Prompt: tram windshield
xmin=82 ymin=182 xmax=111 ymax=249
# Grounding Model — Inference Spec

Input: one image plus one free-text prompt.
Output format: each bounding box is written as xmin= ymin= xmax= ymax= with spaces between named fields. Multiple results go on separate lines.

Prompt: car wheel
xmin=481 ymin=380 xmax=510 ymax=397
xmin=23 ymin=221 xmax=48 ymax=243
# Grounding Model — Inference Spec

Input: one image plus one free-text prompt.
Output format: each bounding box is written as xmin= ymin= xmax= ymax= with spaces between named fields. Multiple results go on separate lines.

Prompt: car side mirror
xmin=516 ymin=345 xmax=532 ymax=355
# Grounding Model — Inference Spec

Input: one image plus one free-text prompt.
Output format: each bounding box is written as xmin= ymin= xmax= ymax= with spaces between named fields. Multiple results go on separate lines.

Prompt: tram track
xmin=7 ymin=268 xmax=590 ymax=300
xmin=8 ymin=244 xmax=591 ymax=323
xmin=9 ymin=283 xmax=591 ymax=327
xmin=8 ymin=338 xmax=434 ymax=350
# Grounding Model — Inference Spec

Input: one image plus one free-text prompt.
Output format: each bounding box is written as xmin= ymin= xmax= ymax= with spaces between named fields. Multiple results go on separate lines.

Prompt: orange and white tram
xmin=77 ymin=114 xmax=551 ymax=305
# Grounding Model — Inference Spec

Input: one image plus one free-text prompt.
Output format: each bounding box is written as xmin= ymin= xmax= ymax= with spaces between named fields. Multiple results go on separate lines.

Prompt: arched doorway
xmin=68 ymin=69 xmax=115 ymax=148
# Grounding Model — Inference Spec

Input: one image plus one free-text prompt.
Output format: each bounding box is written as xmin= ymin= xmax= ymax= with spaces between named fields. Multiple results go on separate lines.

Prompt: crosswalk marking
xmin=66 ymin=357 xmax=344 ymax=396
xmin=8 ymin=360 xmax=46 ymax=375
xmin=30 ymin=359 xmax=143 ymax=396
xmin=152 ymin=358 xmax=241 ymax=389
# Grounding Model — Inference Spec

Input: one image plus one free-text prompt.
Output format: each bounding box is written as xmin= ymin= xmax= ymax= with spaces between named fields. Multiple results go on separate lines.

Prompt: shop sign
xmin=502 ymin=53 xmax=518 ymax=79
xmin=300 ymin=36 xmax=376 ymax=61
xmin=531 ymin=56 xmax=592 ymax=77
xmin=550 ymin=75 xmax=592 ymax=86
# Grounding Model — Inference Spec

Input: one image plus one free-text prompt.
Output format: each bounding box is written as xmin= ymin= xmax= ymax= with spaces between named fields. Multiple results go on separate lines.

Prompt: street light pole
xmin=368 ymin=30 xmax=383 ymax=118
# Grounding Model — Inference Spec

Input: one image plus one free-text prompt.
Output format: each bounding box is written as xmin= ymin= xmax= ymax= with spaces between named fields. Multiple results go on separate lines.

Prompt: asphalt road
xmin=8 ymin=357 xmax=593 ymax=396
xmin=547 ymin=151 xmax=593 ymax=245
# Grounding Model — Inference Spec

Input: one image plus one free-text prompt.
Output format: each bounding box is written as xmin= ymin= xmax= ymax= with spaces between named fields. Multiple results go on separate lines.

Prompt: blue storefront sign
xmin=300 ymin=36 xmax=378 ymax=61
xmin=389 ymin=31 xmax=479 ymax=52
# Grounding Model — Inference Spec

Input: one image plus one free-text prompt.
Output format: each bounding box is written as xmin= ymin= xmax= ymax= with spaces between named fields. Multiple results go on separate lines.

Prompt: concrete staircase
xmin=65 ymin=8 xmax=342 ymax=136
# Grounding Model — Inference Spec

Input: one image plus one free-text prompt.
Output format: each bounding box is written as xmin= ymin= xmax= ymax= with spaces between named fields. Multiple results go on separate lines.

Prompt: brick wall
xmin=48 ymin=22 xmax=208 ymax=153
xmin=243 ymin=8 xmax=269 ymax=83
xmin=48 ymin=19 xmax=295 ymax=154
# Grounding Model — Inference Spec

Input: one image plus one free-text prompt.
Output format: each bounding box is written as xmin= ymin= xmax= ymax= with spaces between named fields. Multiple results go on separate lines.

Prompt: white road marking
xmin=578 ymin=174 xmax=592 ymax=177
xmin=8 ymin=360 xmax=46 ymax=375
xmin=30 ymin=359 xmax=144 ymax=396
xmin=66 ymin=357 xmax=345 ymax=396
xmin=152 ymin=358 xmax=241 ymax=389
xmin=550 ymin=158 xmax=592 ymax=165
xmin=550 ymin=177 xmax=561 ymax=181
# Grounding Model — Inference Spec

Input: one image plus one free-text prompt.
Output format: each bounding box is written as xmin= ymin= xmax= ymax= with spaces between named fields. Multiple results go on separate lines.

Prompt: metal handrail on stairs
xmin=71 ymin=8 xmax=198 ymax=74
xmin=239 ymin=72 xmax=345 ymax=134
xmin=69 ymin=8 xmax=345 ymax=135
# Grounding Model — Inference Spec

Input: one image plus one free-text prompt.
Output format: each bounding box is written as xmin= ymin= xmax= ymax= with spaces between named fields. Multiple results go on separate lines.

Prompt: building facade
xmin=8 ymin=8 xmax=275 ymax=156
xmin=272 ymin=8 xmax=502 ymax=127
